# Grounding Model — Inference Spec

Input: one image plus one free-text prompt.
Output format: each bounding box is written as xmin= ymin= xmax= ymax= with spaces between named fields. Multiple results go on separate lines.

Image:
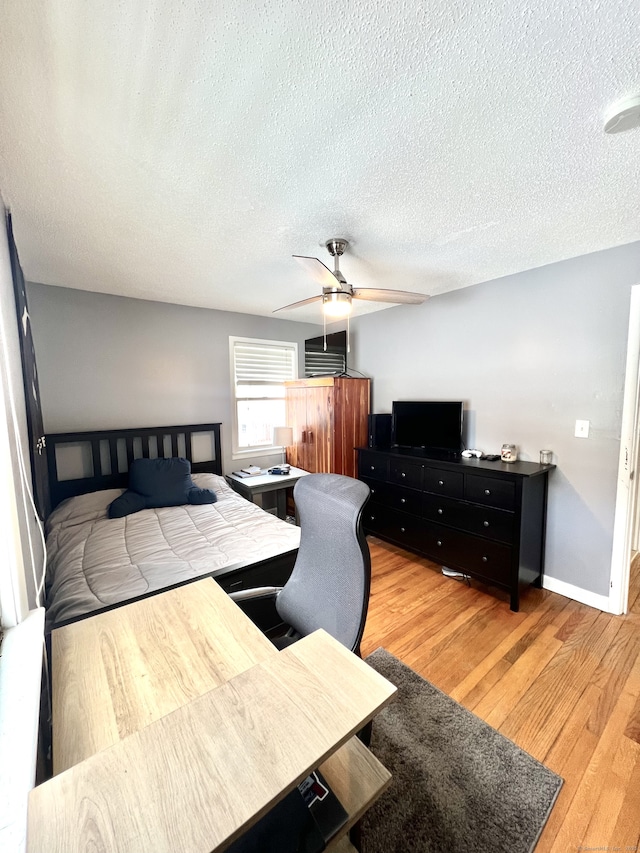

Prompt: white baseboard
xmin=542 ymin=576 xmax=613 ymax=613
xmin=0 ymin=607 xmax=45 ymax=853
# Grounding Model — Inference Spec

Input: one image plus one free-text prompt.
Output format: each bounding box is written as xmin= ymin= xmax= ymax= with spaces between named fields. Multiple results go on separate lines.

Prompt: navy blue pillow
xmin=129 ymin=457 xmax=194 ymax=507
xmin=108 ymin=458 xmax=217 ymax=518
xmin=108 ymin=490 xmax=147 ymax=519
xmin=188 ymin=486 xmax=218 ymax=505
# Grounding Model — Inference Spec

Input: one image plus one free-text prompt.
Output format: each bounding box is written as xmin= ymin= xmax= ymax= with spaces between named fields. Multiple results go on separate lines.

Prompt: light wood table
xmin=31 ymin=578 xmax=394 ymax=853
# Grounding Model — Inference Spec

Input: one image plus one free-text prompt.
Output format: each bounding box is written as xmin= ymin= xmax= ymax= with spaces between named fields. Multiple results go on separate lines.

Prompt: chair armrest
xmin=228 ymin=586 xmax=282 ymax=603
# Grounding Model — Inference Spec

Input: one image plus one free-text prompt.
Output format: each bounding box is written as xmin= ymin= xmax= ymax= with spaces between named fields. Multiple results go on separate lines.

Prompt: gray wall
xmin=26 ymin=284 xmax=321 ymax=475
xmin=347 ymin=241 xmax=640 ymax=597
xmin=27 ymin=239 xmax=640 ymax=598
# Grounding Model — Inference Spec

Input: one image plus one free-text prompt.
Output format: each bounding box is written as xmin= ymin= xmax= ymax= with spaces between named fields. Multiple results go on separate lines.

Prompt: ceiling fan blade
xmin=351 ymin=288 xmax=429 ymax=305
xmin=273 ymin=294 xmax=323 ymax=313
xmin=293 ymin=255 xmax=341 ymax=289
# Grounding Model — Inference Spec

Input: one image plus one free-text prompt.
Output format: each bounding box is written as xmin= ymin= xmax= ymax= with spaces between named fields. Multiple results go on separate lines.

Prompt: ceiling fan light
xmin=322 ymin=292 xmax=352 ymax=317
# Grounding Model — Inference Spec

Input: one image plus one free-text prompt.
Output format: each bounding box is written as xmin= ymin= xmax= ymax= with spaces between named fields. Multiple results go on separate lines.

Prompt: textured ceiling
xmin=0 ymin=1 xmax=638 ymax=324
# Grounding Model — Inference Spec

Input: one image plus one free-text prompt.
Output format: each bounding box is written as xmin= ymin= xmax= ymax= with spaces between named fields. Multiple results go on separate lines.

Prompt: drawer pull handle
xmin=437 ymin=508 xmax=443 ymax=514
xmin=370 ymin=515 xmax=375 ymax=521
xmin=229 ymin=580 xmax=243 ymax=591
xmin=483 ymin=520 xmax=490 ymax=527
xmin=371 ymin=488 xmax=376 ymax=494
xmin=482 ymin=556 xmax=488 ymax=562
xmin=438 ymin=479 xmax=444 ymax=486
xmin=401 ymin=472 xmax=406 ymax=478
xmin=370 ymin=465 xmax=375 ymax=471
xmin=484 ymin=489 xmax=491 ymax=495
xmin=437 ymin=540 xmax=442 ymax=546
xmin=400 ymin=498 xmax=406 ymax=504
xmin=400 ymin=527 xmax=406 ymax=533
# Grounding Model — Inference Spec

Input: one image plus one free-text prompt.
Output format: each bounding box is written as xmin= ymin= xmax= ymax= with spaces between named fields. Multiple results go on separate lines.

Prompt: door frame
xmin=610 ymin=283 xmax=640 ymax=615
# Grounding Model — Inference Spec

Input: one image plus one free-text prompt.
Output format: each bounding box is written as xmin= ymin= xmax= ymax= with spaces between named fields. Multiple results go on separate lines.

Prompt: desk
xmin=226 ymin=466 xmax=310 ymax=518
xmin=30 ymin=578 xmax=394 ymax=852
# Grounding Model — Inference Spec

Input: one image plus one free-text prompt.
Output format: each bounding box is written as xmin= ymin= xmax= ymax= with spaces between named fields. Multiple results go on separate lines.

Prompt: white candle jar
xmin=501 ymin=443 xmax=517 ymax=462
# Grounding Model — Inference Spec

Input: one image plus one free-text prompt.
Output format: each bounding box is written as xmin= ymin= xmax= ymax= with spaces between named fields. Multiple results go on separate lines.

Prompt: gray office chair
xmin=230 ymin=473 xmax=371 ymax=656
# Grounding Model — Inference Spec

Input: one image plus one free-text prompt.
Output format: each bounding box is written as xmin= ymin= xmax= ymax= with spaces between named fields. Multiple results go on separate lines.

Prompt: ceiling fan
xmin=273 ymin=238 xmax=429 ymax=317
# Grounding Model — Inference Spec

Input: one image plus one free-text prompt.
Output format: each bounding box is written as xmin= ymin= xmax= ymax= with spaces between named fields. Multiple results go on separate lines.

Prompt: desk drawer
xmin=465 ymin=475 xmax=516 ymax=510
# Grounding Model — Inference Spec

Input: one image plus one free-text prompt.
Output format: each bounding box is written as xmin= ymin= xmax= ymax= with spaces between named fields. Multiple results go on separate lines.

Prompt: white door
xmin=610 ymin=284 xmax=640 ymax=614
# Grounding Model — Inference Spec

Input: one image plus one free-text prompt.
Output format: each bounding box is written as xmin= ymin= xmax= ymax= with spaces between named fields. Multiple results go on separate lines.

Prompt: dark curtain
xmin=6 ymin=211 xmax=50 ymax=518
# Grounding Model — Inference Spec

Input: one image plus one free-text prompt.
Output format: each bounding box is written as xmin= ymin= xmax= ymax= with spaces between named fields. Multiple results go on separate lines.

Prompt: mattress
xmin=45 ymin=473 xmax=301 ymax=627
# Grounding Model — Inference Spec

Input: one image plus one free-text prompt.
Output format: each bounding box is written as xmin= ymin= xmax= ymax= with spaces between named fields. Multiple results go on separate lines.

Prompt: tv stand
xmin=357 ymin=448 xmax=554 ymax=611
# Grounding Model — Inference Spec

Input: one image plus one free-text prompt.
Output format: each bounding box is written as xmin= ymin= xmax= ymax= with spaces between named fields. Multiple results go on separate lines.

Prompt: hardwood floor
xmin=360 ymin=538 xmax=640 ymax=853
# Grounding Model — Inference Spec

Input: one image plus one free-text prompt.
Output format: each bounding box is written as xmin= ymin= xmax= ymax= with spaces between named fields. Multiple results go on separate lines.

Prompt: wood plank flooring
xmin=360 ymin=537 xmax=640 ymax=853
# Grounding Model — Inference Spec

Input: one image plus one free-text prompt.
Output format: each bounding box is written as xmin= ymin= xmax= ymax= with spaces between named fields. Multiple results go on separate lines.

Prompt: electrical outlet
xmin=575 ymin=419 xmax=590 ymax=438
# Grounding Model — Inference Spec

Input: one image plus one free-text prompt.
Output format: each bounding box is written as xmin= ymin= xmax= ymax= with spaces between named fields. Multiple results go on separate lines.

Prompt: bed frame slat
xmin=90 ymin=439 xmax=102 ymax=480
xmin=108 ymin=438 xmax=118 ymax=476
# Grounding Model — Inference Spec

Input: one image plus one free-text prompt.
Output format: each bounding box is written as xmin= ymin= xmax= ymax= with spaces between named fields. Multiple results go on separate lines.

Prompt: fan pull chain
xmin=347 ymin=314 xmax=350 ymax=353
xmin=323 ymin=310 xmax=327 ymax=350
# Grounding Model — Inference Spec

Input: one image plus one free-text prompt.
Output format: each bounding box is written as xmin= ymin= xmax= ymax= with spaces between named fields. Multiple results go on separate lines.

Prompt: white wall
xmin=347 ymin=241 xmax=640 ymax=599
xmin=26 ymin=283 xmax=321 ymax=475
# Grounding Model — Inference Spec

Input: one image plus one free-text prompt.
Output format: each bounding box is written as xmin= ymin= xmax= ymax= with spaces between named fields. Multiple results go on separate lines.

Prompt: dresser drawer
xmin=360 ymin=477 xmax=388 ymax=506
xmin=420 ymin=521 xmax=463 ymax=566
xmin=362 ymin=499 xmax=386 ymax=535
xmin=440 ymin=498 xmax=515 ymax=543
xmin=386 ymin=483 xmax=423 ymax=515
xmin=421 ymin=523 xmax=512 ymax=586
xmin=389 ymin=459 xmax=423 ymax=489
xmin=422 ymin=497 xmax=515 ymax=544
xmin=465 ymin=475 xmax=516 ymax=510
xmin=366 ymin=506 xmax=423 ymax=549
xmin=452 ymin=533 xmax=513 ymax=586
xmin=358 ymin=452 xmax=389 ymax=482
xmin=423 ymin=467 xmax=464 ymax=498
xmin=422 ymin=494 xmax=469 ymax=529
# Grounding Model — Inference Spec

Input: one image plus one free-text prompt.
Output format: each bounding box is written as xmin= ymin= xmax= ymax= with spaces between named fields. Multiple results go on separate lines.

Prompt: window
xmin=230 ymin=337 xmax=297 ymax=457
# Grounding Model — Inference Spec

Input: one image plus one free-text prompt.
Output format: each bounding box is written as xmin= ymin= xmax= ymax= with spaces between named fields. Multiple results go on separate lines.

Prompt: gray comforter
xmin=45 ymin=473 xmax=300 ymax=626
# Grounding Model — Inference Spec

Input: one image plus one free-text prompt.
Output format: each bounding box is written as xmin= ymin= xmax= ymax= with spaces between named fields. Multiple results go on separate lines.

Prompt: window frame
xmin=229 ymin=336 xmax=298 ymax=460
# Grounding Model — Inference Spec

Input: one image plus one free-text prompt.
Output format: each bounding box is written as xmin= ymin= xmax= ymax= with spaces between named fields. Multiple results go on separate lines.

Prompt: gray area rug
xmin=362 ymin=648 xmax=563 ymax=853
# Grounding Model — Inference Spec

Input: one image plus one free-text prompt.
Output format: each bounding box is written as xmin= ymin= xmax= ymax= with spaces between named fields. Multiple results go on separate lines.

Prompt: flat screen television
xmin=304 ymin=331 xmax=347 ymax=377
xmin=391 ymin=401 xmax=464 ymax=456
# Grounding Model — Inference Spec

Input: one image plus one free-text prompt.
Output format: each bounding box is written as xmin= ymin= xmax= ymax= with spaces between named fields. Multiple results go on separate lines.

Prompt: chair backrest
xmin=275 ymin=473 xmax=371 ymax=654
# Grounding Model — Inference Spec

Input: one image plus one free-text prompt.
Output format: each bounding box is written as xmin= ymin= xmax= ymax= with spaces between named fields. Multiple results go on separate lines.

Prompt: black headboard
xmin=46 ymin=422 xmax=222 ymax=511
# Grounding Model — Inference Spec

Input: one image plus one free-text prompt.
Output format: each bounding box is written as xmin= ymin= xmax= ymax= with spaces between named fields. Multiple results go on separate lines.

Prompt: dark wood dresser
xmin=357 ymin=448 xmax=554 ymax=611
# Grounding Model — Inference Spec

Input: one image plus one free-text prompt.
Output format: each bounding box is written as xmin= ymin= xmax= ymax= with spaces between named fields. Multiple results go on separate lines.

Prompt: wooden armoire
xmin=284 ymin=377 xmax=370 ymax=479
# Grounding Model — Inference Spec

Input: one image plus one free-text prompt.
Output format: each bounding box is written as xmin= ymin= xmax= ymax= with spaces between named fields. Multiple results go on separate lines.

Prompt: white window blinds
xmin=233 ymin=341 xmax=296 ymax=387
xmin=230 ymin=337 xmax=297 ymax=455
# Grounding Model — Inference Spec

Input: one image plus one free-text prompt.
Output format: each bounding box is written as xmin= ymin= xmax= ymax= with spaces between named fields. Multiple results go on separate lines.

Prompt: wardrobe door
xmin=333 ymin=378 xmax=370 ymax=479
xmin=284 ymin=385 xmax=309 ymax=471
xmin=304 ymin=384 xmax=332 ymax=473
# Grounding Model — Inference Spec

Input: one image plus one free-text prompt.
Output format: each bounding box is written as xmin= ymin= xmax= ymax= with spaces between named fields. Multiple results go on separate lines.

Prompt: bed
xmin=44 ymin=423 xmax=300 ymax=629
